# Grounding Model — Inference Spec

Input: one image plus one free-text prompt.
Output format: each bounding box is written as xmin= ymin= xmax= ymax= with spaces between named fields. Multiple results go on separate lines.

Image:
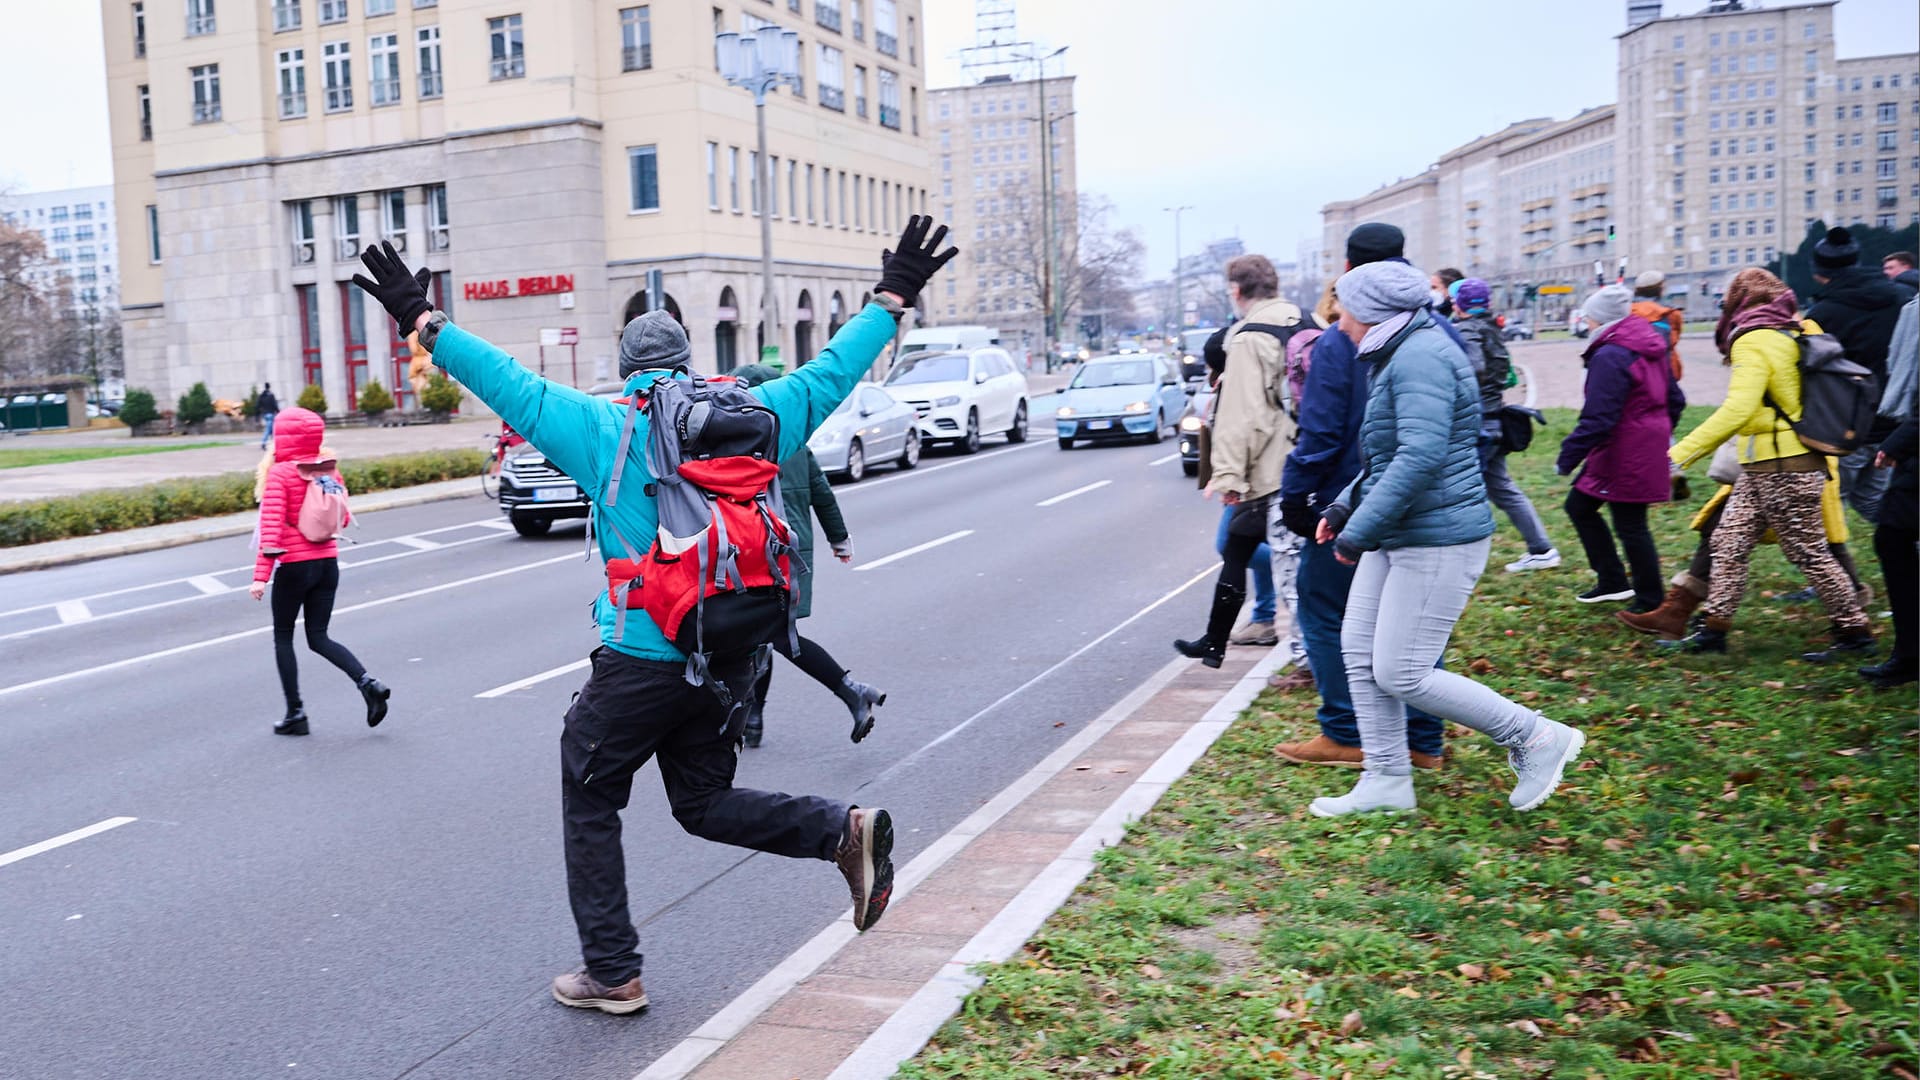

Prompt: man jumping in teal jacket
xmin=354 ymin=218 xmax=957 ymax=1015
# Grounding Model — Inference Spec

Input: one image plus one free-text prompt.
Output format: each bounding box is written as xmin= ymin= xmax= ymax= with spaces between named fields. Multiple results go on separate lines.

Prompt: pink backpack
xmin=295 ymin=468 xmax=352 ymax=542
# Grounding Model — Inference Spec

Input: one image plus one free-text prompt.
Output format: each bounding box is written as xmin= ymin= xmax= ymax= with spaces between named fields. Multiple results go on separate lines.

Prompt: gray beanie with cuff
xmin=619 ymin=311 xmax=692 ymax=377
xmin=1334 ymin=260 xmax=1432 ymax=324
xmin=1580 ymin=283 xmax=1634 ymax=331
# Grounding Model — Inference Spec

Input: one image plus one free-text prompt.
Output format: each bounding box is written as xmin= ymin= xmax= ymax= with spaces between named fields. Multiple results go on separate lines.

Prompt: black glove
xmin=1278 ymin=500 xmax=1318 ymax=539
xmin=353 ymin=241 xmax=433 ymax=332
xmin=1319 ymin=501 xmax=1351 ymax=535
xmin=1333 ymin=536 xmax=1364 ymax=564
xmin=875 ymin=215 xmax=959 ymax=308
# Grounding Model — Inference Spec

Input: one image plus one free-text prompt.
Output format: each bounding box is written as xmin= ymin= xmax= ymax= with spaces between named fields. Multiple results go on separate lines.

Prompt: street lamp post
xmin=1012 ymin=46 xmax=1067 ymax=359
xmin=717 ymin=29 xmax=802 ymax=366
xmin=1165 ymin=204 xmax=1193 ymax=334
xmin=1527 ymin=236 xmax=1574 ymax=336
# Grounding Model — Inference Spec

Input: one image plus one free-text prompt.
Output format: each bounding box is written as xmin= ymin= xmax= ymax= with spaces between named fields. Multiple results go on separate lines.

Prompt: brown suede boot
xmin=1616 ymin=586 xmax=1701 ymax=639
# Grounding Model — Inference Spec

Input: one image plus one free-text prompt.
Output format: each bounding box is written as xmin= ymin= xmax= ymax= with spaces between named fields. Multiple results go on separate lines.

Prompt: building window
xmin=729 ymin=146 xmax=741 ymax=211
xmin=851 ymin=172 xmax=861 ymax=229
xmin=190 ymin=64 xmax=221 ymax=123
xmin=877 ymin=69 xmax=900 ymax=129
xmin=341 ymin=282 xmax=369 ymax=405
xmin=1804 ymin=50 xmax=1817 ymax=73
xmin=137 ymin=84 xmax=152 ymax=140
xmin=319 ymin=0 xmax=345 ymax=21
xmin=489 ymin=14 xmax=524 ymax=80
xmin=627 ymin=145 xmax=659 ymax=213
xmin=750 ymin=151 xmax=762 ymax=215
xmin=297 ymin=285 xmax=322 ymax=384
xmin=369 ymin=33 xmax=400 ymax=105
xmin=1880 ymin=102 xmax=1900 ymax=124
xmin=620 ymin=6 xmax=651 ymax=71
xmin=850 ymin=0 xmax=862 ymax=40
xmin=818 ymin=45 xmax=844 ymax=109
xmin=806 ymin=164 xmax=816 ymax=223
xmin=417 ymin=26 xmax=442 ymax=97
xmin=133 ymin=1 xmax=145 ymax=56
xmin=838 ymin=170 xmax=847 ymax=228
xmin=274 ymin=0 xmax=300 ymax=32
xmin=426 ymin=183 xmax=449 ymax=250
xmin=187 ymin=0 xmax=214 ymax=36
xmin=787 ymin=160 xmax=798 ymax=221
xmin=910 ymin=86 xmax=918 ymax=135
xmin=816 ymin=0 xmax=840 ymax=33
xmin=854 ymin=64 xmax=867 ymax=119
xmin=291 ymin=200 xmax=316 ymax=263
xmin=1673 ymin=61 xmax=1685 ymax=83
xmin=907 ymin=14 xmax=916 ymax=65
xmin=277 ymin=49 xmax=307 ymax=117
xmin=323 ymin=41 xmax=352 ymax=111
xmin=145 ymin=205 xmax=160 ymax=263
xmin=380 ymin=189 xmax=406 ymax=247
xmin=874 ymin=0 xmax=895 ymax=56
xmin=366 ymin=0 xmax=393 ymax=14
xmin=1880 ymin=159 xmax=1898 ymax=179
xmin=333 ymin=196 xmax=360 ymax=259
xmin=706 ymin=142 xmax=719 ymax=209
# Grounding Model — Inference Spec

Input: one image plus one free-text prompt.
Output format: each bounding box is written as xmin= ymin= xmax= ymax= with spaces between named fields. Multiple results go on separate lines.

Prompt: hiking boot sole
xmin=1512 ymin=728 xmax=1586 ymax=813
xmin=851 ymin=809 xmax=895 ymax=932
xmin=551 ymin=986 xmax=650 ymax=1015
xmin=850 ymin=693 xmax=886 ymax=744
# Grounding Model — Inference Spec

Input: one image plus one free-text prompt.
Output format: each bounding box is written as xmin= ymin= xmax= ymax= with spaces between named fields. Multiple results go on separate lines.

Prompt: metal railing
xmin=279 ymin=92 xmax=306 ymax=118
xmin=187 ymin=12 xmax=215 ymax=35
xmin=325 ymin=86 xmax=352 ymax=111
xmin=192 ymin=100 xmax=221 ymax=123
xmin=875 ymin=31 xmax=896 ymax=57
xmin=819 ymin=85 xmax=844 ymax=110
xmin=622 ymin=44 xmax=651 ymax=71
xmin=491 ymin=56 xmax=524 ymax=80
xmin=371 ymin=78 xmax=400 ymax=106
xmin=878 ymin=104 xmax=900 ymax=130
xmin=418 ymin=71 xmax=443 ymax=98
xmin=815 ymin=4 xmax=841 ymax=32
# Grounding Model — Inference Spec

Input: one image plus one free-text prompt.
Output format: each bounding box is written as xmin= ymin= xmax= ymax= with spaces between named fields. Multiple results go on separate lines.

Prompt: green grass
xmin=0 ymin=441 xmax=233 ymax=469
xmin=902 ymin=406 xmax=1916 ymax=1080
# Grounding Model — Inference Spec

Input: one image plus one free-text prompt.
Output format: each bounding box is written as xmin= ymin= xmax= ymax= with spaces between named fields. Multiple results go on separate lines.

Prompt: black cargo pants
xmin=562 ymin=646 xmax=850 ymax=986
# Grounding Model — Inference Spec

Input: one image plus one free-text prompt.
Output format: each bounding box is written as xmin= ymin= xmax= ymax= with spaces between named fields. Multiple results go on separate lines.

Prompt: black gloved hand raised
xmin=1278 ymin=500 xmax=1319 ymax=540
xmin=875 ymin=215 xmax=959 ymax=308
xmin=352 ymin=241 xmax=433 ymax=332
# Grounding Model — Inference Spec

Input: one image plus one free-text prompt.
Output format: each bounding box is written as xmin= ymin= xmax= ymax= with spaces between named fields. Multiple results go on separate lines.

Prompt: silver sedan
xmin=807 ymin=383 xmax=922 ymax=481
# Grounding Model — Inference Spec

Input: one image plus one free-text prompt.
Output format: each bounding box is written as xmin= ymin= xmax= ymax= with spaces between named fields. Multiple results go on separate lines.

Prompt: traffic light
xmin=1079 ymin=314 xmax=1103 ymax=341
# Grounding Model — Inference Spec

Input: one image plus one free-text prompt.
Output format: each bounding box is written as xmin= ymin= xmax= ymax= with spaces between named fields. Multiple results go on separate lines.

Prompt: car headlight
xmin=934 ymin=395 xmax=962 ymax=408
xmin=1123 ymin=401 xmax=1150 ymax=414
xmin=809 ymin=427 xmax=845 ymax=446
xmin=1056 ymin=406 xmax=1076 ymax=418
xmin=1179 ymin=415 xmax=1203 ymax=432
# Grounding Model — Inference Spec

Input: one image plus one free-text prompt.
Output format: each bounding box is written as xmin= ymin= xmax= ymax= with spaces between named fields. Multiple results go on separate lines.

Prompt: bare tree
xmin=979 ymin=189 xmax=1143 ymax=344
xmin=0 ymin=219 xmax=72 ymax=381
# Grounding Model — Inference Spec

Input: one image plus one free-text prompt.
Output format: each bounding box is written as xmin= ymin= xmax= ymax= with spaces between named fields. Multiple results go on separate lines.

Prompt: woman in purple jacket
xmin=1557 ymin=284 xmax=1686 ymax=611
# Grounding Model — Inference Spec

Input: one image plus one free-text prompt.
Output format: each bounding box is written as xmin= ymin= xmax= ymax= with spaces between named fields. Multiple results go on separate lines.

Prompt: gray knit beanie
xmin=1334 ymin=260 xmax=1431 ymax=324
xmin=1581 ymin=283 xmax=1633 ymax=331
xmin=619 ymin=310 xmax=692 ymax=377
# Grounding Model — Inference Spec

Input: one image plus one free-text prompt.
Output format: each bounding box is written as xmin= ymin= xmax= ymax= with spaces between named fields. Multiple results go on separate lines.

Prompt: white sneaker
xmin=1308 ymin=771 xmax=1416 ymax=818
xmin=1507 ymin=718 xmax=1586 ymax=812
xmin=1504 ymin=548 xmax=1562 ymax=573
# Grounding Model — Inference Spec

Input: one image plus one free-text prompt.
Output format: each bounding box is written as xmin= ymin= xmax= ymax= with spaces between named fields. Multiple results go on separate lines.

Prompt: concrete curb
xmin=0 ymin=477 xmax=486 ymax=575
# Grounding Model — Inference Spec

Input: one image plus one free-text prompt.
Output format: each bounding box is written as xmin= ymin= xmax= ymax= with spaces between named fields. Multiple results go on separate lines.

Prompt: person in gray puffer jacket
xmin=1310 ymin=259 xmax=1586 ymax=820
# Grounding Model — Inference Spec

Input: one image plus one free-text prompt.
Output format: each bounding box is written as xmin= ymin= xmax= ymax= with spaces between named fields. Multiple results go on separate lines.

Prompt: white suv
xmin=882 ymin=347 xmax=1029 ymax=454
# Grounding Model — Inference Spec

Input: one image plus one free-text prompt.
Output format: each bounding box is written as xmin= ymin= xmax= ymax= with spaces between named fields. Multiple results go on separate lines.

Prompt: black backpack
xmin=1764 ymin=330 xmax=1879 ymax=456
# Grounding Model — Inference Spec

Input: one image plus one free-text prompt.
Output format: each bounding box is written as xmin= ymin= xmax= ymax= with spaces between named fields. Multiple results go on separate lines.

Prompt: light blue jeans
xmin=260 ymin=411 xmax=278 ymax=448
xmin=1342 ymin=537 xmax=1543 ymax=775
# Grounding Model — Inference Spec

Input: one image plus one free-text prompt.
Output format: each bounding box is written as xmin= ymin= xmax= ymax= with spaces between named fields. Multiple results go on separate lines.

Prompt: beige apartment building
xmin=926 ymin=72 xmax=1077 ymax=356
xmin=104 ymin=0 xmax=928 ymax=409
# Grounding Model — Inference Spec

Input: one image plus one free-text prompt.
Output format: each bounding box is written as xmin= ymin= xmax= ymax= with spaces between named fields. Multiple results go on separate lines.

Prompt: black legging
xmin=753 ymin=634 xmax=848 ymax=706
xmin=272 ymin=558 xmax=366 ymax=711
xmin=1216 ymin=498 xmax=1267 ymax=590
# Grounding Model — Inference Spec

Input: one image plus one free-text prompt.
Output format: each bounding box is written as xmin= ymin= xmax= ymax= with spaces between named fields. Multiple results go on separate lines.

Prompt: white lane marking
xmin=1036 ymin=479 xmax=1111 ymax=507
xmin=872 ymin=563 xmax=1215 ymax=774
xmin=475 ymin=519 xmax=516 ymax=531
xmin=391 ymin=535 xmax=441 ymax=550
xmin=833 ymin=437 xmax=1051 ymax=497
xmin=0 ymin=555 xmax=578 ymax=700
xmin=852 ymin=530 xmax=973 ymax=572
xmin=1148 ymin=453 xmax=1178 ymax=466
xmin=475 ymin=658 xmax=592 ymax=699
xmin=186 ymin=575 xmax=229 ymax=595
xmin=1518 ymin=361 xmax=1538 ymax=409
xmin=54 ymin=601 xmax=91 ymax=624
xmin=0 ymin=817 xmax=138 ymax=870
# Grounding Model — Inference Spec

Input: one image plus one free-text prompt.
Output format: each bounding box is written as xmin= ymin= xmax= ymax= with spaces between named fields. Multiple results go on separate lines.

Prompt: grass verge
xmin=0 ymin=448 xmax=487 ymax=547
xmin=0 ymin=441 xmax=232 ymax=469
xmin=902 ymin=406 xmax=1915 ymax=1080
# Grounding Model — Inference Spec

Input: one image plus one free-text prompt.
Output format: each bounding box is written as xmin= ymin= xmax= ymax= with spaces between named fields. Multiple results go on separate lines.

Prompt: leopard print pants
xmin=1705 ymin=470 xmax=1869 ymax=630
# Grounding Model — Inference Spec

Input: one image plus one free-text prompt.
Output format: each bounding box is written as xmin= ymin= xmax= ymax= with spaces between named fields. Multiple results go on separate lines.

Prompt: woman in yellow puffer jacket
xmin=1659 ymin=268 xmax=1873 ymax=658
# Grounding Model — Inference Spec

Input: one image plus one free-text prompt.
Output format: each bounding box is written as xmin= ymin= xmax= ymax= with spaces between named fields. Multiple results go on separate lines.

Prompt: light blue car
xmin=1053 ymin=354 xmax=1188 ymax=449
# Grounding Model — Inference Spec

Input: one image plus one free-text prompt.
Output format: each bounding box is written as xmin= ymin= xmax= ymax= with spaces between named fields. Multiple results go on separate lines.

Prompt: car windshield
xmin=885 ymin=353 xmax=970 ymax=385
xmin=1180 ymin=330 xmax=1212 ymax=354
xmin=1072 ymin=361 xmax=1154 ymax=389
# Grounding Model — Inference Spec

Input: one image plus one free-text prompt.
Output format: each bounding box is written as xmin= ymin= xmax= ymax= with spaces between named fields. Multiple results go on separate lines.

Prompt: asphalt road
xmin=0 ymin=420 xmax=1227 ymax=1080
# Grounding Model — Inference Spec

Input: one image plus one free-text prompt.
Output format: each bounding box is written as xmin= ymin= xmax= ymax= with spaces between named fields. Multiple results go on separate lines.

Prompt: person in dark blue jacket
xmin=1270 ymin=224 xmax=1446 ymax=771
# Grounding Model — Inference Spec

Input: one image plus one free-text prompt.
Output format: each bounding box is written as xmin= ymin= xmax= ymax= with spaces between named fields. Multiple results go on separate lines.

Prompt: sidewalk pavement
xmin=638 ymin=645 xmax=1284 ymax=1080
xmin=0 ymin=418 xmax=492 ymax=503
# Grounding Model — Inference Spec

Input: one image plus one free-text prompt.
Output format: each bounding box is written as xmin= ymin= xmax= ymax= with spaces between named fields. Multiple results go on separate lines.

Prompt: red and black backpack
xmin=597 ymin=368 xmax=800 ymax=687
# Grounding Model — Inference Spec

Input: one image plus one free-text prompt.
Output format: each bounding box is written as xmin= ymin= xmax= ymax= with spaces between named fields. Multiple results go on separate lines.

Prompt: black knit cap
xmin=1345 ymin=222 xmax=1405 ymax=268
xmin=1813 ymin=226 xmax=1861 ymax=271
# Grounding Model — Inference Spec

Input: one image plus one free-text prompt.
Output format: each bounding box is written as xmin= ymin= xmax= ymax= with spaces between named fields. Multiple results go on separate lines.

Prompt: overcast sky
xmin=4 ymin=0 xmax=1915 ymax=277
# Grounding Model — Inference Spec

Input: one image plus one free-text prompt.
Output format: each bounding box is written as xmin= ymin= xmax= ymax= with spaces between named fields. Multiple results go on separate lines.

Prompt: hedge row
xmin=0 ymin=448 xmax=488 ymax=548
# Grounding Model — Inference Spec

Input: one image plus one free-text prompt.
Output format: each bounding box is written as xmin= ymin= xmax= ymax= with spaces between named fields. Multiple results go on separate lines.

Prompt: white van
xmin=898 ymin=325 xmax=1000 ymax=357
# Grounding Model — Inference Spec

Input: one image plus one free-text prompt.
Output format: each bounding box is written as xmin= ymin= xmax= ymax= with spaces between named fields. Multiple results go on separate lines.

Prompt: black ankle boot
xmin=1655 ymin=616 xmax=1729 ymax=654
xmin=274 ymin=707 xmax=309 ymax=736
xmin=836 ymin=675 xmax=886 ymax=744
xmin=1802 ymin=626 xmax=1875 ymax=664
xmin=743 ymin=697 xmax=764 ymax=748
xmin=1174 ymin=582 xmax=1246 ymax=669
xmin=358 ymin=676 xmax=390 ymax=728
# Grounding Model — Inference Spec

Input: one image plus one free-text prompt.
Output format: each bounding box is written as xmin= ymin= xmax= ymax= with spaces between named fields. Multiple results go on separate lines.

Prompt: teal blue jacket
xmin=431 ymin=304 xmax=898 ymax=660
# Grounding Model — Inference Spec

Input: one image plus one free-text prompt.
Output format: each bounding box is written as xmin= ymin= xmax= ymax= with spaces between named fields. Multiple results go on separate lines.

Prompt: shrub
xmin=241 ymin=386 xmax=260 ymax=419
xmin=358 ymin=380 xmax=395 ymax=416
xmin=0 ymin=448 xmax=488 ymax=547
xmin=176 ymin=382 xmax=215 ymax=426
xmin=420 ymin=373 xmax=463 ymax=416
xmin=296 ymin=382 xmax=328 ymax=414
xmin=118 ymin=388 xmax=159 ymax=428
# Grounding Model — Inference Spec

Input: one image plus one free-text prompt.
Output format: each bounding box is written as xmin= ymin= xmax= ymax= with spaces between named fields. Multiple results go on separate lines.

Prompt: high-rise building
xmin=102 ymin=0 xmax=928 ymax=408
xmin=926 ymin=72 xmax=1077 ymax=354
xmin=0 ymin=185 xmax=121 ymax=314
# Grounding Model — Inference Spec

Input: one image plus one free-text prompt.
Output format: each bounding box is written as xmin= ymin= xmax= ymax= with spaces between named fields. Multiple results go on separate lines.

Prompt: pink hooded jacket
xmin=253 ymin=407 xmax=349 ymax=582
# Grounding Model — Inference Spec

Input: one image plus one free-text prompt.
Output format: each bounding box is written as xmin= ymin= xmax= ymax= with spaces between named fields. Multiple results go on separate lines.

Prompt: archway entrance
xmin=794 ymin=289 xmax=814 ymax=366
xmin=715 ymin=286 xmax=740 ymax=373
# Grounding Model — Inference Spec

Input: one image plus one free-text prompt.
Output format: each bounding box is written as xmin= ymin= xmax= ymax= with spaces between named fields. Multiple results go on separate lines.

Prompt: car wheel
xmin=845 ymin=438 xmax=865 ymax=482
xmin=1182 ymin=459 xmax=1199 ymax=477
xmin=1144 ymin=409 xmax=1165 ymax=444
xmin=1057 ymin=437 xmax=1074 ymax=450
xmin=1006 ymin=400 xmax=1028 ymax=443
xmin=510 ymin=514 xmax=552 ymax=538
xmin=958 ymin=409 xmax=981 ymax=454
xmin=897 ymin=428 xmax=921 ymax=470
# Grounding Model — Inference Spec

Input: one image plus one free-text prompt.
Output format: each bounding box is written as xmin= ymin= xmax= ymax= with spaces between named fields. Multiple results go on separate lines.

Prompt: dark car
xmin=496 ymin=381 xmax=623 ymax=536
xmin=1176 ymin=380 xmax=1212 ymax=477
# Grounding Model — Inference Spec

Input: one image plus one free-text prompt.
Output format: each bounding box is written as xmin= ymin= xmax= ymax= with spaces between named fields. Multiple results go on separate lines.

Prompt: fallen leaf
xmin=1761 ymin=680 xmax=1786 ymax=690
xmin=1469 ymin=658 xmax=1494 ymax=674
xmin=1394 ymin=986 xmax=1422 ymax=999
xmin=1139 ymin=963 xmax=1163 ymax=979
xmin=1729 ymin=768 xmax=1761 ymax=785
xmin=1710 ymin=1011 xmax=1738 ymax=1028
xmin=1506 ymin=1019 xmax=1544 ymax=1038
xmin=1603 ymin=838 xmax=1632 ymax=852
xmin=1457 ymin=963 xmax=1487 ymax=981
xmin=1339 ymin=1010 xmax=1365 ymax=1036
xmin=1596 ymin=908 xmax=1624 ymax=922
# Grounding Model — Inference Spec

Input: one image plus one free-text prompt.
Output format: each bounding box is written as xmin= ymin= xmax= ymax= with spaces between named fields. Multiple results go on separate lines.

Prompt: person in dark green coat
xmin=734 ymin=363 xmax=885 ymax=748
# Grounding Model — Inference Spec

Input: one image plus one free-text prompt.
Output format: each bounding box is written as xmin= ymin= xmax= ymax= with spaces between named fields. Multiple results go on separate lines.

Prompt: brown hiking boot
xmin=551 ymin=970 xmax=649 ymax=1015
xmin=1272 ymin=734 xmax=1363 ymax=767
xmin=834 ymin=806 xmax=895 ymax=932
xmin=1616 ymin=585 xmax=1700 ymax=639
xmin=1409 ymin=749 xmax=1445 ymax=771
xmin=1267 ymin=666 xmax=1315 ymax=692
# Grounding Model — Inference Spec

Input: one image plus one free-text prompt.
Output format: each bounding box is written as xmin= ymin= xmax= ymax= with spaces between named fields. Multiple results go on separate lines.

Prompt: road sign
xmin=558 ymin=327 xmax=579 ymax=345
xmin=1538 ymin=285 xmax=1575 ymax=295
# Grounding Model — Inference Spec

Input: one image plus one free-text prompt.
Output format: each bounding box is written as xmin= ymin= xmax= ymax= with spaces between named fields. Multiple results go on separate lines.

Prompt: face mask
xmin=1430 ymin=289 xmax=1446 ymax=307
